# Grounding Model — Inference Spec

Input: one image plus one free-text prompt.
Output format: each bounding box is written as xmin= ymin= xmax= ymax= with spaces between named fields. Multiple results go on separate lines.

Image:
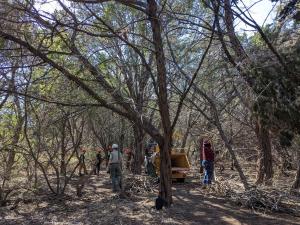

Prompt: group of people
xmin=78 ymin=144 xmax=123 ymax=192
xmin=77 ymin=138 xmax=216 ymax=192
xmin=78 ymin=148 xmax=102 ymax=176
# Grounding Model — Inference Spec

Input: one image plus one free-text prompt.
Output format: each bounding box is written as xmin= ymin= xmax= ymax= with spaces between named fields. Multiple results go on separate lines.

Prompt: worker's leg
xmin=93 ymin=165 xmax=97 ymax=175
xmin=83 ymin=163 xmax=88 ymax=175
xmin=148 ymin=162 xmax=157 ymax=177
xmin=110 ymin=164 xmax=118 ymax=192
xmin=79 ymin=164 xmax=83 ymax=176
xmin=202 ymin=160 xmax=213 ymax=184
xmin=96 ymin=163 xmax=100 ymax=175
xmin=202 ymin=160 xmax=208 ymax=184
xmin=115 ymin=164 xmax=122 ymax=190
xmin=206 ymin=161 xmax=213 ymax=184
xmin=144 ymin=158 xmax=148 ymax=174
xmin=199 ymin=160 xmax=203 ymax=174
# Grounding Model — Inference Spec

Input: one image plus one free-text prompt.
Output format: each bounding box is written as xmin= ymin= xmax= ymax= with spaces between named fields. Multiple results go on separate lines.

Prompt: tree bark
xmin=5 ymin=92 xmax=24 ymax=181
xmin=181 ymin=111 xmax=193 ymax=149
xmin=292 ymin=151 xmax=300 ymax=189
xmin=132 ymin=125 xmax=144 ymax=174
xmin=119 ymin=119 xmax=125 ymax=152
xmin=158 ymin=138 xmax=172 ymax=206
xmin=60 ymin=117 xmax=67 ymax=176
xmin=215 ymin=0 xmax=274 ymax=186
xmin=255 ymin=119 xmax=273 ymax=185
xmin=148 ymin=0 xmax=173 ymax=206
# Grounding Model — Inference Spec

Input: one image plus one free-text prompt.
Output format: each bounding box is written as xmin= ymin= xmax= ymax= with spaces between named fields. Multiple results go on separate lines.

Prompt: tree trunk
xmin=206 ymin=101 xmax=250 ymax=190
xmin=148 ymin=0 xmax=173 ymax=207
xmin=158 ymin=138 xmax=172 ymax=206
xmin=292 ymin=150 xmax=300 ymax=189
xmin=119 ymin=119 xmax=125 ymax=152
xmin=132 ymin=125 xmax=144 ymax=174
xmin=181 ymin=111 xmax=193 ymax=149
xmin=60 ymin=117 xmax=67 ymax=176
xmin=255 ymin=119 xmax=273 ymax=185
xmin=5 ymin=106 xmax=23 ymax=181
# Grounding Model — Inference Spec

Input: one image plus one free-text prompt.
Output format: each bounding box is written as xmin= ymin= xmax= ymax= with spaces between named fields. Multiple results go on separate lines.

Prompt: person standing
xmin=199 ymin=139 xmax=204 ymax=175
xmin=108 ymin=144 xmax=122 ymax=192
xmin=78 ymin=148 xmax=87 ymax=176
xmin=105 ymin=145 xmax=112 ymax=167
xmin=124 ymin=148 xmax=132 ymax=171
xmin=201 ymin=140 xmax=214 ymax=186
xmin=94 ymin=149 xmax=102 ymax=176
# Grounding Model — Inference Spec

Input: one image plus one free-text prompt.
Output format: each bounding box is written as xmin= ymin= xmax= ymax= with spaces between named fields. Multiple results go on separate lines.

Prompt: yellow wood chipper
xmin=153 ymin=146 xmax=190 ymax=182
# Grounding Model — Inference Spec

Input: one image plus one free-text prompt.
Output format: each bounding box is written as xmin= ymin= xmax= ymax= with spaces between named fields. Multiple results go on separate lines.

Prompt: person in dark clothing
xmin=105 ymin=145 xmax=112 ymax=167
xmin=79 ymin=148 xmax=87 ymax=176
xmin=94 ymin=150 xmax=102 ymax=176
xmin=144 ymin=142 xmax=158 ymax=177
xmin=201 ymin=140 xmax=214 ymax=185
xmin=199 ymin=139 xmax=204 ymax=174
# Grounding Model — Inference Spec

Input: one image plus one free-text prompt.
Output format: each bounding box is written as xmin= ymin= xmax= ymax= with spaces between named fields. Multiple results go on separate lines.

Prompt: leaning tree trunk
xmin=132 ymin=125 xmax=144 ymax=174
xmin=208 ymin=102 xmax=250 ymax=190
xmin=216 ymin=122 xmax=250 ymax=190
xmin=222 ymin=0 xmax=274 ymax=185
xmin=255 ymin=120 xmax=273 ymax=185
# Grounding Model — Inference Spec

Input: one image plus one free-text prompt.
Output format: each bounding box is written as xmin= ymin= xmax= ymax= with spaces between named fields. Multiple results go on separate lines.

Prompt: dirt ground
xmin=1 ymin=167 xmax=300 ymax=225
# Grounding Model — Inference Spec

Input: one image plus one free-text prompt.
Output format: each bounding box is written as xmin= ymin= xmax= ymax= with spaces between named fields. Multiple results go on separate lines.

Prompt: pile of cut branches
xmin=123 ymin=175 xmax=158 ymax=195
xmin=224 ymin=187 xmax=299 ymax=215
xmin=206 ymin=180 xmax=233 ymax=196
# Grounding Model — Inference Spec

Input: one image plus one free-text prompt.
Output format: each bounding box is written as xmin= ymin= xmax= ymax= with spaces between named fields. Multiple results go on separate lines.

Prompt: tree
xmin=0 ymin=0 xmax=215 ymax=206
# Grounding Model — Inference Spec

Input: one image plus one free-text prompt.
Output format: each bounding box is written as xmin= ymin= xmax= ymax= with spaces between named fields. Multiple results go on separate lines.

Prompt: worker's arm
xmin=108 ymin=153 xmax=112 ymax=165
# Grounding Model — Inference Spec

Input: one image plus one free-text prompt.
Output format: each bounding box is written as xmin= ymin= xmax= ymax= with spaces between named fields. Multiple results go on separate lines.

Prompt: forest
xmin=0 ymin=0 xmax=300 ymax=224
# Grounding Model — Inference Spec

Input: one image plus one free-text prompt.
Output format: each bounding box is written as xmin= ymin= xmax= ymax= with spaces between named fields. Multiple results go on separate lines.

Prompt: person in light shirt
xmin=108 ymin=144 xmax=122 ymax=192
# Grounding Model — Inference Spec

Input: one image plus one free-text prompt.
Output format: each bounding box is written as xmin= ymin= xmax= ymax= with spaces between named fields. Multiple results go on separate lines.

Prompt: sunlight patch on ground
xmin=221 ymin=215 xmax=243 ymax=225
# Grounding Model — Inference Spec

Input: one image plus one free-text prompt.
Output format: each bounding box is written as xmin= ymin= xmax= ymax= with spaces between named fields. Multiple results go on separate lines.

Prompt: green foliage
xmin=249 ymin=33 xmax=265 ymax=47
xmin=250 ymin=29 xmax=300 ymax=145
xmin=279 ymin=130 xmax=294 ymax=147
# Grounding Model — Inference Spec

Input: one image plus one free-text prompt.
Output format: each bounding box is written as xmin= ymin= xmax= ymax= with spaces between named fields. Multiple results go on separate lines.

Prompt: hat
xmin=112 ymin=144 xmax=118 ymax=149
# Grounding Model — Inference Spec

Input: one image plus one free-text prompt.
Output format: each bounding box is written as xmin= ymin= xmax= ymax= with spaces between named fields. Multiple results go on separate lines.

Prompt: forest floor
xmin=1 ymin=165 xmax=300 ymax=225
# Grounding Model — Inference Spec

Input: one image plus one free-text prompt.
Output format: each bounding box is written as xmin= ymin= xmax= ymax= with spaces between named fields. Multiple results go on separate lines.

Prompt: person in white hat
xmin=108 ymin=144 xmax=122 ymax=192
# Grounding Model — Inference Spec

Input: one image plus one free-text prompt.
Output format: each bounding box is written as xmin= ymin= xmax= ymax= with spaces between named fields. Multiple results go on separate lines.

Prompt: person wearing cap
xmin=108 ymin=144 xmax=122 ymax=192
xmin=201 ymin=140 xmax=214 ymax=186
